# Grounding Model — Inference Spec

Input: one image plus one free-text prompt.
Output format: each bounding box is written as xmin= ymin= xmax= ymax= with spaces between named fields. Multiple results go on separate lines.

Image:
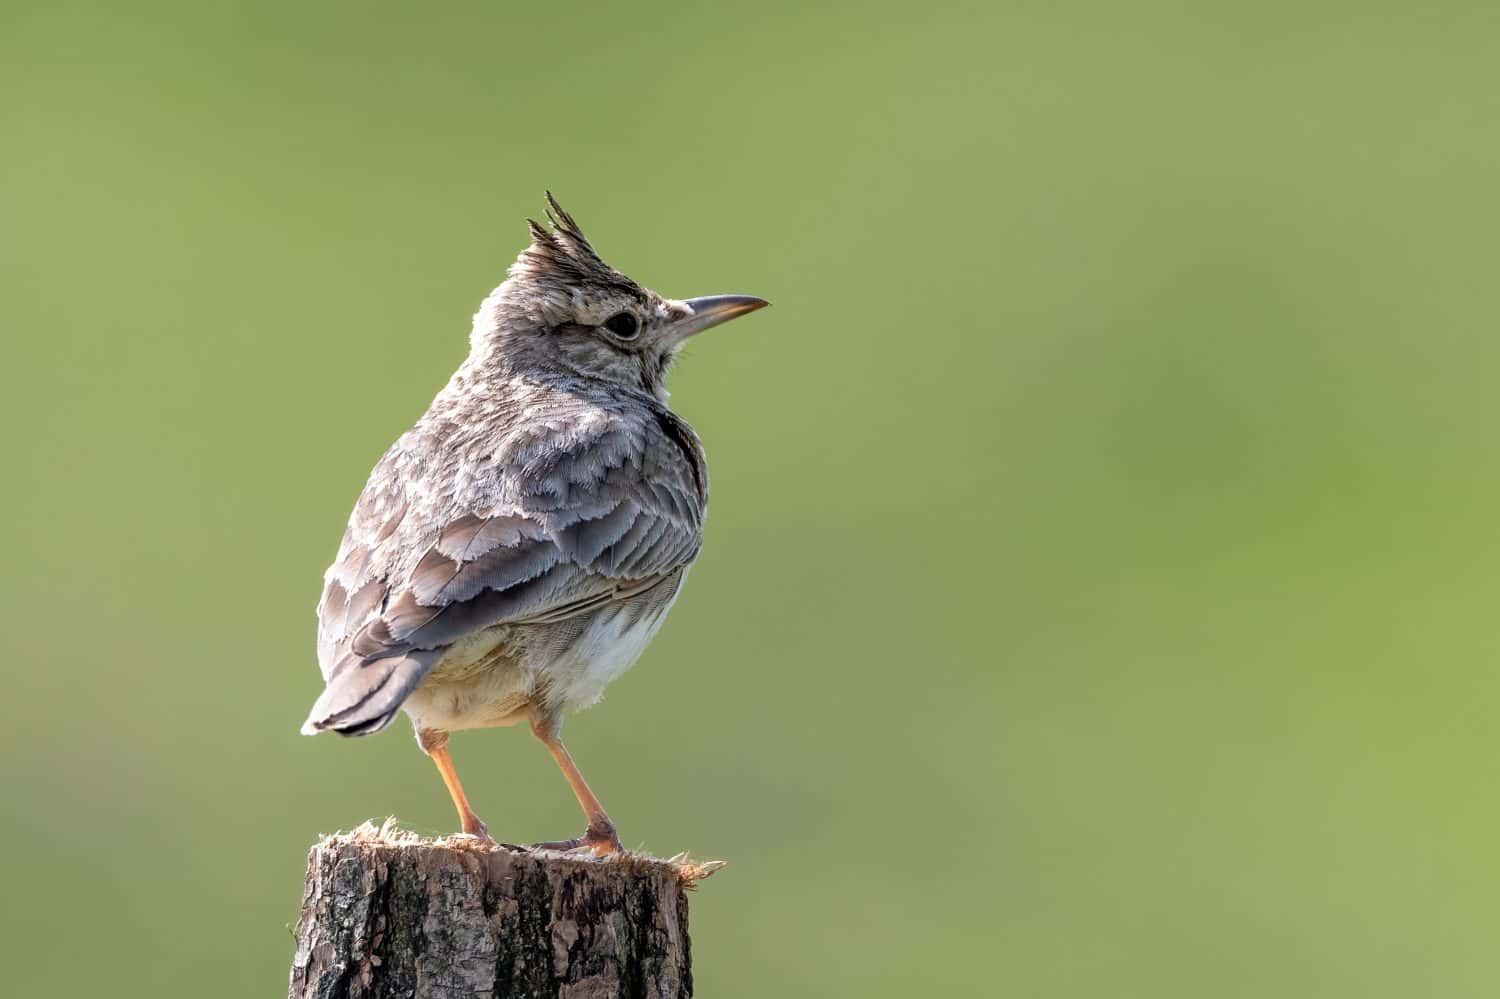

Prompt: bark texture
xmin=289 ymin=823 xmax=720 ymax=999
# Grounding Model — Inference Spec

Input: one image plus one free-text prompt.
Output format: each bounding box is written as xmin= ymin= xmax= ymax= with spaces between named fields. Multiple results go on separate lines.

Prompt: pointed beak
xmin=668 ymin=294 xmax=769 ymax=342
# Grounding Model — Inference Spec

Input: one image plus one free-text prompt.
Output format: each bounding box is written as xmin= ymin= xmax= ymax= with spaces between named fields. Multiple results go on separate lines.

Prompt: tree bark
xmin=289 ymin=821 xmax=722 ymax=999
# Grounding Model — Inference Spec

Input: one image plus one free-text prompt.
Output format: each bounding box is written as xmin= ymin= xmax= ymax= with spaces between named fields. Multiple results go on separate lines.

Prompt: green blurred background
xmin=3 ymin=1 xmax=1498 ymax=995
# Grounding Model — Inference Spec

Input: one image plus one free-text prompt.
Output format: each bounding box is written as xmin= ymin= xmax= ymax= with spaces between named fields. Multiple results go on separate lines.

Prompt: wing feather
xmin=304 ymin=402 xmax=705 ymax=735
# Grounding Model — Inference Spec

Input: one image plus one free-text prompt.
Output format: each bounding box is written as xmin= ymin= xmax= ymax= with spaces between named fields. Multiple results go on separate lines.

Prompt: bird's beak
xmin=668 ymin=295 xmax=769 ymax=343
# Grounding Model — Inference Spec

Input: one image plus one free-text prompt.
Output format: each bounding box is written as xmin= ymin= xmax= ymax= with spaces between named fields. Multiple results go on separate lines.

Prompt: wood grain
xmin=288 ymin=822 xmax=722 ymax=999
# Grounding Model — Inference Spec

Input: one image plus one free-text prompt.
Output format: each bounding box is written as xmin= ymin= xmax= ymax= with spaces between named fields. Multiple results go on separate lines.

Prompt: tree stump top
xmin=289 ymin=820 xmax=724 ymax=999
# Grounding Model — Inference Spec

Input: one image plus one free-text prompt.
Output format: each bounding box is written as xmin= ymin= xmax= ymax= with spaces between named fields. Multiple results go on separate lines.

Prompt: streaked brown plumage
xmin=301 ymin=194 xmax=767 ymax=853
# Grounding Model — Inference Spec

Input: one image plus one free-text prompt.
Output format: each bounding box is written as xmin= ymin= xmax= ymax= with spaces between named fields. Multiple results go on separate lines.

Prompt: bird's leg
xmin=416 ymin=728 xmax=491 ymax=841
xmin=529 ymin=713 xmax=623 ymax=856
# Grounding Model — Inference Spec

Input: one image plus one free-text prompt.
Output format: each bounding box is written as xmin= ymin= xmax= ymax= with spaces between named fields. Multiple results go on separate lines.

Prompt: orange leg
xmin=417 ymin=729 xmax=490 ymax=840
xmin=529 ymin=714 xmax=623 ymax=856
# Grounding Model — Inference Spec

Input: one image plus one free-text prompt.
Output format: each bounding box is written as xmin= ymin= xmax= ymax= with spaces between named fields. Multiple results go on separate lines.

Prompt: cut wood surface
xmin=289 ymin=820 xmax=724 ymax=999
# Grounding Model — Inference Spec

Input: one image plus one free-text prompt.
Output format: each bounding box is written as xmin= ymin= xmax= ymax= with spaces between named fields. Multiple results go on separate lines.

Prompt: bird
xmin=300 ymin=194 xmax=767 ymax=855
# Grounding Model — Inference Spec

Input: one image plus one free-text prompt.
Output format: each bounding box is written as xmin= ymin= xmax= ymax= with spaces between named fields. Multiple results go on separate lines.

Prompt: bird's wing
xmin=305 ymin=409 xmax=705 ymax=735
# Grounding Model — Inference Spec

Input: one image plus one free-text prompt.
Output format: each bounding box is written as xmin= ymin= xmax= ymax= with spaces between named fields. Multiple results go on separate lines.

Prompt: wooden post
xmin=289 ymin=821 xmax=723 ymax=999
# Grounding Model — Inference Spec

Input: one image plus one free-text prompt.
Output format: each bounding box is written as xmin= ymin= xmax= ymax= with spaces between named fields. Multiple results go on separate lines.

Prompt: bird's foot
xmin=534 ymin=819 xmax=623 ymax=857
xmin=457 ymin=813 xmax=494 ymax=845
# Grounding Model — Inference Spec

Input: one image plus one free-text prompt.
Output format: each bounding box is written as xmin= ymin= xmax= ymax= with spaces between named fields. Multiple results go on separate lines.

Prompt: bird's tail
xmin=300 ymin=649 xmax=440 ymax=737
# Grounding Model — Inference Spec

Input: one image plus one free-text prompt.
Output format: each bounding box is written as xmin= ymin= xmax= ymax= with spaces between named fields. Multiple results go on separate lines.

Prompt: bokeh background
xmin=3 ymin=2 xmax=1499 ymax=995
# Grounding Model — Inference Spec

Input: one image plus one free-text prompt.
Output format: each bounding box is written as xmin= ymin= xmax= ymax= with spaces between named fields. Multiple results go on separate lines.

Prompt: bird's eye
xmin=603 ymin=312 xmax=639 ymax=339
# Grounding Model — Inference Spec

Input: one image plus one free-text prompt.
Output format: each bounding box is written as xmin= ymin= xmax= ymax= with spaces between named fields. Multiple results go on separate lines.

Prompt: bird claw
xmin=457 ymin=814 xmax=492 ymax=845
xmin=456 ymin=832 xmax=496 ymax=846
xmin=533 ymin=825 xmax=623 ymax=857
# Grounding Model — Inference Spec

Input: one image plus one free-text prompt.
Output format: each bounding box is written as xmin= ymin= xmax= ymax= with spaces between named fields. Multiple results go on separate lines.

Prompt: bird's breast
xmin=402 ymin=568 xmax=688 ymax=731
xmin=517 ymin=568 xmax=688 ymax=715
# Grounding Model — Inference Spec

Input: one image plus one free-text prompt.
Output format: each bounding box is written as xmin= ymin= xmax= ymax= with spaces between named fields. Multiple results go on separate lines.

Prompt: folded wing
xmin=303 ymin=408 xmax=705 ymax=736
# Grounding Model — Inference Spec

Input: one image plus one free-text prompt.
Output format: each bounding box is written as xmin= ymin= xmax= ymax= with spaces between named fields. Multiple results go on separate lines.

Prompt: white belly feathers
xmin=402 ymin=571 xmax=685 ymax=732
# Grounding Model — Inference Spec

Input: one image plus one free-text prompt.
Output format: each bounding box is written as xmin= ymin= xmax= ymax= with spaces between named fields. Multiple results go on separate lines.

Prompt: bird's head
xmin=473 ymin=193 xmax=767 ymax=398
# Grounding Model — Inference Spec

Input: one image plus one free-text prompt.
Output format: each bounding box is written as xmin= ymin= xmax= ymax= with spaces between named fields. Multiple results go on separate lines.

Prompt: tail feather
xmin=300 ymin=649 xmax=440 ymax=736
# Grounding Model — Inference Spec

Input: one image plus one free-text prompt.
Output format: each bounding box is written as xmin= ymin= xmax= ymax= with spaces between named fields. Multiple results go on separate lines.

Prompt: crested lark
xmin=301 ymin=194 xmax=767 ymax=854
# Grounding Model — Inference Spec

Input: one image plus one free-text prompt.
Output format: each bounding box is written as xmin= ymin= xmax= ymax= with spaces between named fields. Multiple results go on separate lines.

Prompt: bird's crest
xmin=510 ymin=192 xmax=639 ymax=294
